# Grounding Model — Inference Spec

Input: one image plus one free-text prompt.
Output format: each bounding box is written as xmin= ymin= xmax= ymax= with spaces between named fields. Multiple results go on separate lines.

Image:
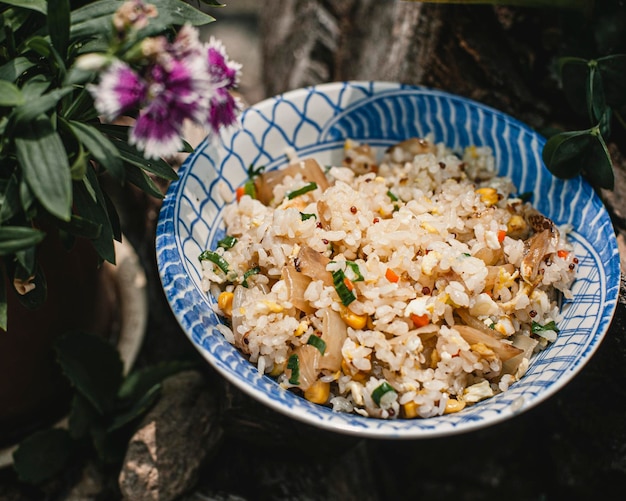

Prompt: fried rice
xmin=200 ymin=136 xmax=577 ymax=419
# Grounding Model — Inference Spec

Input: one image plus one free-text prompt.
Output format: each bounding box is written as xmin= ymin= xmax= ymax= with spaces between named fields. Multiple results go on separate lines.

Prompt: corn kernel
xmin=444 ymin=397 xmax=466 ymax=414
xmin=340 ymin=307 xmax=368 ymax=330
xmin=402 ymin=401 xmax=419 ymax=419
xmin=217 ymin=291 xmax=234 ymax=316
xmin=475 ymin=187 xmax=499 ymax=207
xmin=294 ymin=321 xmax=308 ymax=337
xmin=269 ymin=361 xmax=285 ymax=377
xmin=262 ymin=301 xmax=284 ymax=313
xmin=507 ymin=214 xmax=527 ymax=234
xmin=304 ymin=380 xmax=330 ymax=404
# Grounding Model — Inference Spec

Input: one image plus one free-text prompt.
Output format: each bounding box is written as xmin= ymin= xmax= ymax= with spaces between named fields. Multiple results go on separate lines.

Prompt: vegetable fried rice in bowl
xmin=156 ymin=81 xmax=620 ymax=438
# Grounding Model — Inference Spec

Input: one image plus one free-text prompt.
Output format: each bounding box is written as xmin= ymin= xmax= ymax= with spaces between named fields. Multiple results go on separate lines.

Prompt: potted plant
xmin=0 ymin=0 xmax=241 ymax=448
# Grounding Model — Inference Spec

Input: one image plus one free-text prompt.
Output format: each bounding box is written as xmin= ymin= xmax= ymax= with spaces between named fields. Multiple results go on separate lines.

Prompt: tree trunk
xmin=260 ymin=0 xmax=555 ymax=129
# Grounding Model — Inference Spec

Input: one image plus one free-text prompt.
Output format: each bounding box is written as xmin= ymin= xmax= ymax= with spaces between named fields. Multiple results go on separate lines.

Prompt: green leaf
xmin=12 ymin=428 xmax=73 ymax=484
xmin=24 ymin=36 xmax=51 ymax=57
xmin=597 ymin=54 xmax=626 ymax=108
xmin=115 ymin=141 xmax=178 ymax=181
xmin=55 ymin=331 xmax=124 ymax=415
xmin=67 ymin=120 xmax=125 ymax=182
xmin=0 ymin=56 xmax=35 ymax=82
xmin=582 ymin=132 xmax=614 ymax=190
xmin=0 ymin=81 xmax=24 ymax=106
xmin=542 ymin=129 xmax=592 ymax=179
xmin=47 ymin=0 xmax=70 ymax=56
xmin=13 ymin=87 xmax=74 ymax=124
xmin=543 ymin=127 xmax=614 ymax=190
xmin=0 ymin=226 xmax=45 ymax=255
xmin=70 ymin=0 xmax=215 ymax=41
xmin=123 ymin=164 xmax=165 ymax=199
xmin=1 ymin=0 xmax=47 ymax=15
xmin=14 ymin=116 xmax=72 ymax=221
xmin=73 ymin=170 xmax=116 ymax=264
xmin=117 ymin=360 xmax=197 ymax=403
xmin=108 ymin=383 xmax=161 ymax=432
xmin=68 ymin=392 xmax=99 ymax=440
xmin=55 ymin=214 xmax=103 ymax=240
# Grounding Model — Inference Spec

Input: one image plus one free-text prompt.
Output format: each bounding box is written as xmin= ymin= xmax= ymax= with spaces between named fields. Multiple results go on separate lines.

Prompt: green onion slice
xmin=217 ymin=235 xmax=238 ymax=249
xmin=332 ymin=269 xmax=356 ymax=306
xmin=242 ymin=266 xmax=260 ymax=288
xmin=372 ymin=381 xmax=396 ymax=406
xmin=198 ymin=250 xmax=229 ymax=274
xmin=387 ymin=190 xmax=398 ymax=202
xmin=306 ymin=334 xmax=327 ymax=355
xmin=300 ymin=212 xmax=317 ymax=221
xmin=287 ymin=182 xmax=317 ymax=200
xmin=345 ymin=261 xmax=364 ymax=282
xmin=287 ymin=354 xmax=300 ymax=385
xmin=243 ymin=179 xmax=256 ymax=199
xmin=531 ymin=320 xmax=560 ymax=334
xmin=247 ymin=163 xmax=266 ymax=179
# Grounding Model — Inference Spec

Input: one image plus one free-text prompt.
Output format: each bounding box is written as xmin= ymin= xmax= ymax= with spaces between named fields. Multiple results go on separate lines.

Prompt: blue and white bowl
xmin=156 ymin=81 xmax=620 ymax=438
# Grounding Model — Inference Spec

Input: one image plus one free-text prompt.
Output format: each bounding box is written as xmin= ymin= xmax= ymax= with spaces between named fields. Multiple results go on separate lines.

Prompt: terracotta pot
xmin=0 ymin=231 xmax=116 ymax=447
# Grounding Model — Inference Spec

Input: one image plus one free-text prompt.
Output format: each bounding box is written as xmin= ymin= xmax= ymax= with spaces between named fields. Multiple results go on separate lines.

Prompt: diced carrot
xmin=236 ymin=186 xmax=245 ymax=202
xmin=385 ymin=268 xmax=400 ymax=283
xmin=343 ymin=277 xmax=355 ymax=291
xmin=497 ymin=229 xmax=506 ymax=243
xmin=410 ymin=313 xmax=429 ymax=327
xmin=557 ymin=250 xmax=569 ymax=259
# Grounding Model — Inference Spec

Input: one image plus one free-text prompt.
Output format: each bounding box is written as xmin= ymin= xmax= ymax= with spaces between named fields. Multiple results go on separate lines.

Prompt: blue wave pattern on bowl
xmin=156 ymin=81 xmax=620 ymax=438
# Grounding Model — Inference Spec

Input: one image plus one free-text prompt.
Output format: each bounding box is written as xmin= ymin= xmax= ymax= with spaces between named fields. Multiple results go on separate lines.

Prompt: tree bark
xmin=260 ymin=0 xmax=552 ymax=129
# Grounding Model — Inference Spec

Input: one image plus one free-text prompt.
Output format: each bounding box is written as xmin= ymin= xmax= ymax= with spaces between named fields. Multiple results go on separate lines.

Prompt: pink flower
xmin=206 ymin=36 xmax=241 ymax=90
xmin=88 ymin=60 xmax=146 ymax=121
xmin=88 ymin=24 xmax=242 ymax=159
xmin=128 ymin=56 xmax=212 ymax=159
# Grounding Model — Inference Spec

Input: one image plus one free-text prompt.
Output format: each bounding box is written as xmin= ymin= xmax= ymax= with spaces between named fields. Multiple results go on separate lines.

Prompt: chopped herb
xmin=372 ymin=381 xmax=396 ymax=406
xmin=287 ymin=354 xmax=300 ymax=385
xmin=531 ymin=321 xmax=560 ymax=334
xmin=247 ymin=163 xmax=266 ymax=179
xmin=345 ymin=261 xmax=364 ymax=281
xmin=217 ymin=235 xmax=238 ymax=249
xmin=198 ymin=250 xmax=229 ymax=274
xmin=387 ymin=190 xmax=398 ymax=202
xmin=242 ymin=266 xmax=260 ymax=287
xmin=489 ymin=322 xmax=496 ymax=330
xmin=300 ymin=212 xmax=317 ymax=221
xmin=307 ymin=334 xmax=327 ymax=355
xmin=287 ymin=182 xmax=317 ymax=200
xmin=393 ymin=204 xmax=400 ymax=212
xmin=462 ymin=252 xmax=471 ymax=257
xmin=243 ymin=179 xmax=256 ymax=198
xmin=332 ymin=269 xmax=356 ymax=306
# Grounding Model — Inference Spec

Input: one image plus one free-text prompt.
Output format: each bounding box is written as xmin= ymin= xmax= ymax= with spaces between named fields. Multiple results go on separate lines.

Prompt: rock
xmin=118 ymin=370 xmax=222 ymax=501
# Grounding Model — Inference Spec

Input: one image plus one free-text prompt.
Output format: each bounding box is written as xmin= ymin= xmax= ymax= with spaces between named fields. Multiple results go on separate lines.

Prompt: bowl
xmin=156 ymin=81 xmax=620 ymax=438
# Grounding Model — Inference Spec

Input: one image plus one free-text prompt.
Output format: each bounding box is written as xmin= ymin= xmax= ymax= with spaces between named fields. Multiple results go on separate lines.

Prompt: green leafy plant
xmin=0 ymin=0 xmax=238 ymax=330
xmin=543 ymin=55 xmax=626 ymax=190
xmin=12 ymin=330 xmax=197 ymax=484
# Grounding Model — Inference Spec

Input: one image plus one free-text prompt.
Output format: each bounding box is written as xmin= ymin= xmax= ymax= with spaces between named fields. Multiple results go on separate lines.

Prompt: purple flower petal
xmin=206 ymin=87 xmax=241 ymax=135
xmin=130 ymin=102 xmax=183 ymax=160
xmin=89 ymin=60 xmax=146 ymax=121
xmin=206 ymin=37 xmax=241 ymax=89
